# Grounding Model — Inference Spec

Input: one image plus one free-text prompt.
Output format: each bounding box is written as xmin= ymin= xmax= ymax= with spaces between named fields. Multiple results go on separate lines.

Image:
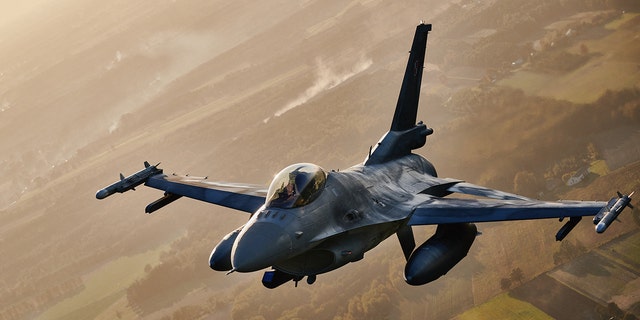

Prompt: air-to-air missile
xmin=594 ymin=191 xmax=634 ymax=233
xmin=95 ymin=161 xmax=162 ymax=200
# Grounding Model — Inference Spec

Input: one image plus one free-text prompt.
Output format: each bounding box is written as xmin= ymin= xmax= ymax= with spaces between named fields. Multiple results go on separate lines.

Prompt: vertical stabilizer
xmin=391 ymin=23 xmax=431 ymax=132
xmin=365 ymin=23 xmax=432 ymax=166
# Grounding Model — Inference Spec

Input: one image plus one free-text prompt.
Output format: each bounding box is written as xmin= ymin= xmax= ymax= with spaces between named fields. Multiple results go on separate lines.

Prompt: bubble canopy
xmin=266 ymin=163 xmax=327 ymax=209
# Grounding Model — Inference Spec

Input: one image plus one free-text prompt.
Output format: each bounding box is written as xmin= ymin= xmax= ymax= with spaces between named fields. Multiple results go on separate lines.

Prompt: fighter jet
xmin=97 ymin=23 xmax=634 ymax=288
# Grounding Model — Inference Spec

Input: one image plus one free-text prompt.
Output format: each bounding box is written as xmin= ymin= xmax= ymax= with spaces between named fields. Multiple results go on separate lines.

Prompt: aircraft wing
xmin=145 ymin=174 xmax=267 ymax=214
xmin=407 ymin=196 xmax=606 ymax=225
xmin=96 ymin=162 xmax=266 ymax=214
xmin=401 ymin=169 xmax=632 ymax=237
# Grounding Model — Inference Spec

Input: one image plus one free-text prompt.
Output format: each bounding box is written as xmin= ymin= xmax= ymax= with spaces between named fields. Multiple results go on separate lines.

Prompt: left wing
xmin=404 ymin=173 xmax=632 ymax=239
xmin=407 ymin=180 xmax=634 ymax=239
xmin=408 ymin=196 xmax=605 ymax=225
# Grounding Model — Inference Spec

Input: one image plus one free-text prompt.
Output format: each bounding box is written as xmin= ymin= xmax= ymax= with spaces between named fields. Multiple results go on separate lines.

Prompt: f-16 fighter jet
xmin=97 ymin=23 xmax=633 ymax=288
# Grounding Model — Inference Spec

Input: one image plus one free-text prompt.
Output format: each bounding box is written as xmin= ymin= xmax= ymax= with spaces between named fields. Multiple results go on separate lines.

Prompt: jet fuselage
xmin=231 ymin=154 xmax=437 ymax=276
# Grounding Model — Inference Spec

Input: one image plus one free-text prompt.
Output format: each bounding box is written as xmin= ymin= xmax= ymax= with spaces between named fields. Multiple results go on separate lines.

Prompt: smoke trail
xmin=271 ymin=56 xmax=372 ymax=119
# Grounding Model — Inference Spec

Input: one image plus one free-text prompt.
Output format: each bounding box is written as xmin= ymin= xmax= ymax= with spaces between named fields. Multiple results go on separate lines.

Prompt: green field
xmin=453 ymin=293 xmax=552 ymax=320
xmin=589 ymin=160 xmax=610 ymax=176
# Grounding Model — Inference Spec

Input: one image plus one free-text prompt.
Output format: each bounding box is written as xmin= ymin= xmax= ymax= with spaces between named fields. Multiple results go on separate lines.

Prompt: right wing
xmin=145 ymin=174 xmax=267 ymax=213
xmin=96 ymin=162 xmax=267 ymax=214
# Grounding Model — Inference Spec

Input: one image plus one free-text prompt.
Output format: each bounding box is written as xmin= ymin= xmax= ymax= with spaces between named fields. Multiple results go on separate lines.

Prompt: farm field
xmin=499 ymin=12 xmax=640 ymax=103
xmin=459 ymin=227 xmax=640 ymax=319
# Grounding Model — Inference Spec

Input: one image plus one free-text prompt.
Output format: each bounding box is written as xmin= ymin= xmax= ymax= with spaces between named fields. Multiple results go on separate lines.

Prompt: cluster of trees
xmin=499 ymin=267 xmax=525 ymax=290
xmin=530 ymin=50 xmax=592 ymax=73
xmin=0 ymin=277 xmax=84 ymax=320
xmin=226 ymin=259 xmax=404 ymax=320
xmin=553 ymin=239 xmax=588 ymax=265
xmin=513 ymin=171 xmax=543 ymax=198
xmin=126 ymin=226 xmax=219 ymax=315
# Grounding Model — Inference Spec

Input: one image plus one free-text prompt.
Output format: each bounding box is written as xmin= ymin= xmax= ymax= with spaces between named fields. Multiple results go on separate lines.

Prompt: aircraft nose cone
xmin=232 ymin=222 xmax=292 ymax=272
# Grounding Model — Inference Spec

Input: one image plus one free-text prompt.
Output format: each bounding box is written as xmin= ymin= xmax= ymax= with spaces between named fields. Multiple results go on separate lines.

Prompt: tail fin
xmin=365 ymin=23 xmax=432 ymax=166
xmin=391 ymin=23 xmax=431 ymax=131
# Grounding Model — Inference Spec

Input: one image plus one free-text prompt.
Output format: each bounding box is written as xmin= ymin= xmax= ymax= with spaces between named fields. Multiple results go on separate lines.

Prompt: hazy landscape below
xmin=1 ymin=1 xmax=639 ymax=319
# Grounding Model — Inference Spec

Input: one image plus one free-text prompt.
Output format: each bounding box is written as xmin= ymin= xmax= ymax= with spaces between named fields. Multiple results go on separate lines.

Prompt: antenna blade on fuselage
xmin=390 ymin=23 xmax=431 ymax=132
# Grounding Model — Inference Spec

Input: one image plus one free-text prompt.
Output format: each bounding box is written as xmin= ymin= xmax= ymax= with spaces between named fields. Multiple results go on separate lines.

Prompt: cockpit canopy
xmin=266 ymin=163 xmax=327 ymax=209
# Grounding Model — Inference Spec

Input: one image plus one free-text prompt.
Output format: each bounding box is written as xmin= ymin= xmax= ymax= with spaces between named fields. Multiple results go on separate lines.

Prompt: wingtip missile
xmin=595 ymin=191 xmax=634 ymax=233
xmin=96 ymin=162 xmax=163 ymax=199
xmin=95 ymin=188 xmax=114 ymax=200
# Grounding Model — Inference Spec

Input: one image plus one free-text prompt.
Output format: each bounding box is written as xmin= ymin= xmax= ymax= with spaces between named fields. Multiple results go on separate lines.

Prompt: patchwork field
xmin=499 ymin=12 xmax=640 ymax=103
xmin=462 ymin=230 xmax=640 ymax=319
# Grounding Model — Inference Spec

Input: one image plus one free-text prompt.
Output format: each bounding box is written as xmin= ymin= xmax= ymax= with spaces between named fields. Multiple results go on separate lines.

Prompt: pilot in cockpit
xmin=276 ymin=177 xmax=297 ymax=203
xmin=267 ymin=163 xmax=327 ymax=209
